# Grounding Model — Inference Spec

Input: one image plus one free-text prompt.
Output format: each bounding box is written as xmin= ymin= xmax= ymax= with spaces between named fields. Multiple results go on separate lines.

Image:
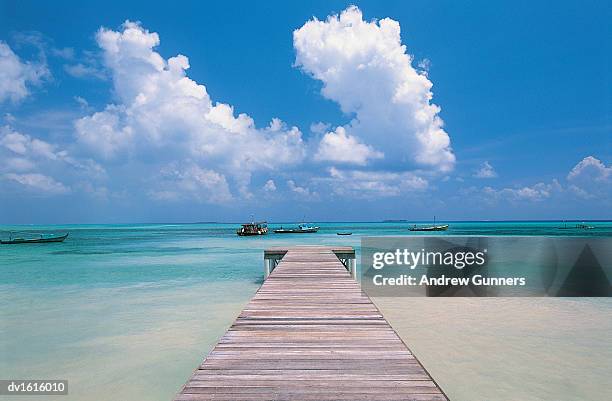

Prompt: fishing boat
xmin=236 ymin=222 xmax=268 ymax=236
xmin=409 ymin=217 xmax=449 ymax=232
xmin=409 ymin=224 xmax=449 ymax=232
xmin=274 ymin=223 xmax=319 ymax=234
xmin=337 ymin=232 xmax=352 ymax=236
xmin=1 ymin=232 xmax=68 ymax=244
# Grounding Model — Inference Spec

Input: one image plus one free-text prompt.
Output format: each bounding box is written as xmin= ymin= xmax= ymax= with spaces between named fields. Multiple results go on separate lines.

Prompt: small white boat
xmin=409 ymin=216 xmax=449 ymax=232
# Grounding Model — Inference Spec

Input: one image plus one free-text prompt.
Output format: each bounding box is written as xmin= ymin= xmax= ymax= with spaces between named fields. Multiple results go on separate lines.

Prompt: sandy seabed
xmin=372 ymin=297 xmax=612 ymax=401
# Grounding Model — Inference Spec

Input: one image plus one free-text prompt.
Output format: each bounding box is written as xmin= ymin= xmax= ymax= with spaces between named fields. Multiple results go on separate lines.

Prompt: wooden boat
xmin=237 ymin=222 xmax=268 ymax=236
xmin=337 ymin=232 xmax=352 ymax=235
xmin=1 ymin=233 xmax=68 ymax=244
xmin=409 ymin=216 xmax=448 ymax=232
xmin=274 ymin=223 xmax=319 ymax=234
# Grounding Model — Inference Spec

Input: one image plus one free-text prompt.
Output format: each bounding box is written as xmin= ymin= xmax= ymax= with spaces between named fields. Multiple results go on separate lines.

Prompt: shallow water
xmin=373 ymin=297 xmax=612 ymax=401
xmin=1 ymin=222 xmax=610 ymax=400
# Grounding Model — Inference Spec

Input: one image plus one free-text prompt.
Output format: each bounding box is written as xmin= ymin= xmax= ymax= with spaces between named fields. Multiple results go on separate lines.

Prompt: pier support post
xmin=264 ymin=259 xmax=271 ymax=280
xmin=263 ymin=249 xmax=288 ymax=280
xmin=333 ymin=250 xmax=356 ymax=280
xmin=349 ymin=258 xmax=356 ymax=279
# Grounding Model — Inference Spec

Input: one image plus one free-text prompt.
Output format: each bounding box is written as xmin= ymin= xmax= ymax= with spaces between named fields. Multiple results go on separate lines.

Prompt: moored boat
xmin=237 ymin=222 xmax=268 ymax=236
xmin=409 ymin=216 xmax=449 ymax=232
xmin=1 ymin=233 xmax=69 ymax=244
xmin=409 ymin=224 xmax=449 ymax=232
xmin=274 ymin=223 xmax=319 ymax=234
xmin=558 ymin=221 xmax=595 ymax=230
xmin=337 ymin=232 xmax=352 ymax=235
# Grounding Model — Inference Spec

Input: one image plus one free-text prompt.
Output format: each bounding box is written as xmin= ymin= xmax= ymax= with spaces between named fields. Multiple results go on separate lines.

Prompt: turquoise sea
xmin=1 ymin=221 xmax=611 ymax=401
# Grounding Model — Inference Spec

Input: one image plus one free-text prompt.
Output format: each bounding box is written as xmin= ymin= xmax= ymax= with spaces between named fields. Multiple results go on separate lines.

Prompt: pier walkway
xmin=174 ymin=246 xmax=447 ymax=401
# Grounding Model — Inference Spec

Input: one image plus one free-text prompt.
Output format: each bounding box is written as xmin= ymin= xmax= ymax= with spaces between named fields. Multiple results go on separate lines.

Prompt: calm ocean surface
xmin=1 ymin=221 xmax=611 ymax=401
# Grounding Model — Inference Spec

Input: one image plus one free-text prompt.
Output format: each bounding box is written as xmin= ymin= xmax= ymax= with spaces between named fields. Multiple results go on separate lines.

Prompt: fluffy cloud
xmin=467 ymin=156 xmax=610 ymax=204
xmin=483 ymin=180 xmax=561 ymax=202
xmin=310 ymin=121 xmax=331 ymax=134
xmin=0 ymin=42 xmax=49 ymax=103
xmin=75 ymin=21 xmax=305 ymax=201
xmin=566 ymin=156 xmax=611 ymax=199
xmin=149 ymin=163 xmax=232 ymax=203
xmin=474 ymin=161 xmax=497 ymax=178
xmin=4 ymin=173 xmax=69 ymax=194
xmin=263 ymin=179 xmax=277 ymax=192
xmin=1 ymin=125 xmax=58 ymax=160
xmin=0 ymin=125 xmax=103 ymax=194
xmin=567 ymin=156 xmax=611 ymax=182
xmin=287 ymin=179 xmax=316 ymax=198
xmin=314 ymin=127 xmax=383 ymax=165
xmin=1 ymin=125 xmax=104 ymax=174
xmin=325 ymin=166 xmax=427 ymax=198
xmin=294 ymin=6 xmax=455 ymax=171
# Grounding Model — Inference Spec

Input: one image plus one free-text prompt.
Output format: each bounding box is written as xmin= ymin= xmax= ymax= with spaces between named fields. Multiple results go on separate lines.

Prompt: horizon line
xmin=1 ymin=219 xmax=611 ymax=226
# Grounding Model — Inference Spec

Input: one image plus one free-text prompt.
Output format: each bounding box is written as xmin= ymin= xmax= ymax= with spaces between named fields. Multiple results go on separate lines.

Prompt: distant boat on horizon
xmin=558 ymin=221 xmax=595 ymax=230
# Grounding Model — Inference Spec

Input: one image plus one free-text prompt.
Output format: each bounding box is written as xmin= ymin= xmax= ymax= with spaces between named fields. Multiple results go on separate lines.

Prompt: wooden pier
xmin=174 ymin=246 xmax=448 ymax=401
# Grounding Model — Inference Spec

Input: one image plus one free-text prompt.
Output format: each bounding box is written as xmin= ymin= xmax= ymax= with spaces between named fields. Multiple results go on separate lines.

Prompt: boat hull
xmin=237 ymin=232 xmax=267 ymax=236
xmin=274 ymin=228 xmax=319 ymax=234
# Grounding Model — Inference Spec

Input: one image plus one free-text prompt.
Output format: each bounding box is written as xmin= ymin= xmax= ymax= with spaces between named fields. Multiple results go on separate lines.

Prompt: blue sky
xmin=0 ymin=0 xmax=610 ymax=223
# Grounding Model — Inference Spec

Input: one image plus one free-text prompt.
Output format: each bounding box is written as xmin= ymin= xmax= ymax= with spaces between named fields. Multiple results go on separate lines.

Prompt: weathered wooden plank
xmin=173 ymin=246 xmax=447 ymax=401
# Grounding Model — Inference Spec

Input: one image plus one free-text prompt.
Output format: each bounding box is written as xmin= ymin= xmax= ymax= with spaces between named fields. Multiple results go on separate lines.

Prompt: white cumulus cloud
xmin=0 ymin=41 xmax=49 ymax=103
xmin=294 ymin=6 xmax=455 ymax=172
xmin=567 ymin=156 xmax=611 ymax=182
xmin=566 ymin=156 xmax=611 ymax=199
xmin=314 ymin=126 xmax=383 ymax=165
xmin=75 ymin=21 xmax=305 ymax=201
